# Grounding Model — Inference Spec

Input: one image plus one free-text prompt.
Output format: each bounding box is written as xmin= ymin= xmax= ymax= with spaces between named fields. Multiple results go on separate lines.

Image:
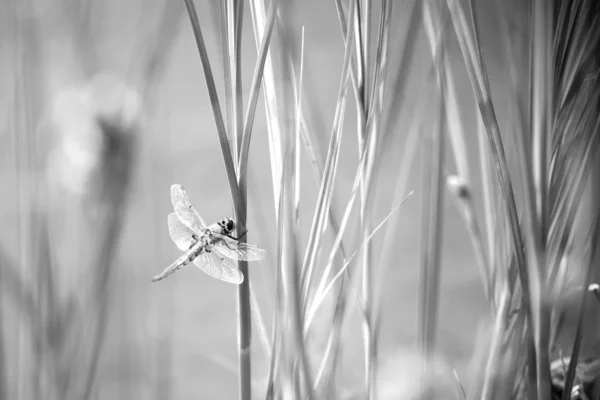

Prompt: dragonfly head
xmin=219 ymin=218 xmax=235 ymax=234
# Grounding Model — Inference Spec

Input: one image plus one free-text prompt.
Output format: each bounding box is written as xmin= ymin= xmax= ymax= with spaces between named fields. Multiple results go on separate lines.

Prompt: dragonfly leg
xmin=227 ymin=229 xmax=248 ymax=241
xmin=189 ymin=234 xmax=199 ymax=249
xmin=219 ymin=240 xmax=236 ymax=251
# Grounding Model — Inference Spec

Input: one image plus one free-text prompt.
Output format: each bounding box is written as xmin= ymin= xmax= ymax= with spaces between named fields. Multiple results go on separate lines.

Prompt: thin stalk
xmin=249 ymin=0 xmax=283 ymax=218
xmin=233 ymin=0 xmax=244 ymax=160
xmin=361 ymin=0 xmax=371 ymax=113
xmin=417 ymin=89 xmax=446 ymax=396
xmin=352 ymin=0 xmax=366 ymax=131
xmin=218 ymin=1 xmax=234 ymax=153
xmin=264 ymin=183 xmax=286 ymax=399
xmin=481 ymin=288 xmax=511 ymax=400
xmin=226 ymin=0 xmax=244 ymax=162
xmin=528 ymin=1 xmax=554 ymax=397
xmin=334 ymin=0 xmax=366 ymax=140
xmin=235 ymin=92 xmax=252 ymax=400
xmin=293 ymin=28 xmax=305 ymax=227
xmin=477 ymin=109 xmax=498 ymax=301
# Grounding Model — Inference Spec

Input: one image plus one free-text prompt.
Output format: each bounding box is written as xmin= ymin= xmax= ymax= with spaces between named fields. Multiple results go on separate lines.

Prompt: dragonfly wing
xmin=168 ymin=213 xmax=196 ymax=251
xmin=171 ymin=184 xmax=207 ymax=234
xmin=212 ymin=236 xmax=267 ymax=261
xmin=193 ymin=252 xmax=244 ymax=284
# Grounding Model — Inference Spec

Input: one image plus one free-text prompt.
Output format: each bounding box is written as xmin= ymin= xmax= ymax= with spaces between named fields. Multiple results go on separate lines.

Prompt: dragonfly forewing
xmin=171 ymin=184 xmax=207 ymax=235
xmin=193 ymin=252 xmax=244 ymax=284
xmin=168 ymin=213 xmax=196 ymax=251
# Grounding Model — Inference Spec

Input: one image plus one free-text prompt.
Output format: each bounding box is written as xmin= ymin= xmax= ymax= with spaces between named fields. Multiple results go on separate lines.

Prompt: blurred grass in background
xmin=0 ymin=0 xmax=599 ymax=399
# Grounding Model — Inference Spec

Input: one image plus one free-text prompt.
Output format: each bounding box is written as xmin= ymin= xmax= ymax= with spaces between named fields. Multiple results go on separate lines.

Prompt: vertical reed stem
xmin=529 ymin=1 xmax=553 ymax=397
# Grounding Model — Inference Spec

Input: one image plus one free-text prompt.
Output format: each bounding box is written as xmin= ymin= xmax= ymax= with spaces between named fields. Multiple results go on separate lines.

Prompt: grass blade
xmin=529 ymin=2 xmax=554 ymax=395
xmin=417 ymin=75 xmax=446 ymax=397
xmin=249 ymin=0 xmax=284 ymax=219
xmin=237 ymin=1 xmax=277 ymax=174
xmin=182 ymin=0 xmax=241 ymax=210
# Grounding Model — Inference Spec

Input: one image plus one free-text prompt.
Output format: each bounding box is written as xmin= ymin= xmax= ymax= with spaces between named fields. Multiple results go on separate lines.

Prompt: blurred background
xmin=0 ymin=0 xmax=596 ymax=399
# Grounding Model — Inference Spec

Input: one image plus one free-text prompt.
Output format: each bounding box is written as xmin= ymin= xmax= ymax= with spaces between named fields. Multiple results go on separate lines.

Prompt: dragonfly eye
xmin=226 ymin=219 xmax=235 ymax=232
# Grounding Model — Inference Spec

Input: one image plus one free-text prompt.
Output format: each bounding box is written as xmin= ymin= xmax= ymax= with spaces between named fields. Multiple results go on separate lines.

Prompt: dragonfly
xmin=152 ymin=184 xmax=266 ymax=284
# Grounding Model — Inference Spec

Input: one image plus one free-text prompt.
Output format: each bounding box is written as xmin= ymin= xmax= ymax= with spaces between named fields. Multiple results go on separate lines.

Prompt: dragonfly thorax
xmin=191 ymin=240 xmax=207 ymax=256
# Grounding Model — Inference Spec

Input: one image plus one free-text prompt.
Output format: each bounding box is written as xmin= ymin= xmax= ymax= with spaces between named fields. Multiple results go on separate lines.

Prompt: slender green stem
xmin=232 ymin=0 xmax=244 ymax=162
xmin=248 ymin=0 xmax=283 ymax=219
xmin=418 ymin=85 xmax=446 ymax=397
xmin=476 ymin=111 xmax=497 ymax=302
xmin=218 ymin=1 xmax=234 ymax=155
xmin=481 ymin=288 xmax=510 ymax=400
xmin=234 ymin=194 xmax=251 ymax=400
xmin=528 ymin=1 xmax=553 ymax=397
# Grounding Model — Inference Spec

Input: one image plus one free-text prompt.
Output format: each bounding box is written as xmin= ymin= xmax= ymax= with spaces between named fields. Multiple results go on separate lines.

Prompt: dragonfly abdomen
xmin=151 ymin=242 xmax=207 ymax=282
xmin=181 ymin=242 xmax=209 ymax=265
xmin=179 ymin=243 xmax=202 ymax=265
